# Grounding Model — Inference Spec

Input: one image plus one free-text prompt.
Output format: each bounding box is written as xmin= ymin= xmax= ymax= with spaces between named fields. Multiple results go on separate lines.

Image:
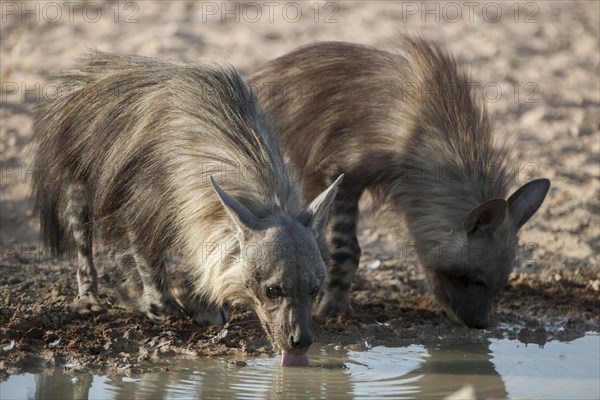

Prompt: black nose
xmin=290 ymin=330 xmax=313 ymax=349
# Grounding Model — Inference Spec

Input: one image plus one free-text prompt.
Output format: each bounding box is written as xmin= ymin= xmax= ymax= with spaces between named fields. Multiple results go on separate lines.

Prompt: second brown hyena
xmin=31 ymin=51 xmax=342 ymax=363
xmin=251 ymin=37 xmax=550 ymax=328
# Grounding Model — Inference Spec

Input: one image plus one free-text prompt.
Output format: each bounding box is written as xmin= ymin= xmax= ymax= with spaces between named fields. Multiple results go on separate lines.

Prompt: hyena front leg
xmin=109 ymin=243 xmax=143 ymax=308
xmin=169 ymin=274 xmax=229 ymax=326
xmin=63 ymin=182 xmax=104 ymax=314
xmin=112 ymin=241 xmax=225 ymax=325
xmin=124 ymin=233 xmax=178 ymax=323
xmin=315 ymin=182 xmax=362 ymax=318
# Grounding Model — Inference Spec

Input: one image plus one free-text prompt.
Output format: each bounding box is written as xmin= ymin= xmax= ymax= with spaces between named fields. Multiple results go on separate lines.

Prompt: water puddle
xmin=1 ymin=332 xmax=598 ymax=399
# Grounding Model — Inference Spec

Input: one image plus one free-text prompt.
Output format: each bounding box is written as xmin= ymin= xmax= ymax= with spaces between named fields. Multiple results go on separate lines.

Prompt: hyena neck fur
xmin=194 ymin=175 xmax=342 ymax=354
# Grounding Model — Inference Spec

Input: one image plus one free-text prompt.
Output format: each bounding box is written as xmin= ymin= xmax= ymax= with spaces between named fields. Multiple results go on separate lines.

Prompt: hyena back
xmin=251 ymin=37 xmax=550 ymax=328
xmin=31 ymin=51 xmax=341 ymax=360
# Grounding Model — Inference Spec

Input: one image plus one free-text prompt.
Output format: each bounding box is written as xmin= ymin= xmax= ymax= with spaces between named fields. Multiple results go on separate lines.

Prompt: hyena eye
xmin=310 ymin=286 xmax=320 ymax=297
xmin=266 ymin=286 xmax=282 ymax=298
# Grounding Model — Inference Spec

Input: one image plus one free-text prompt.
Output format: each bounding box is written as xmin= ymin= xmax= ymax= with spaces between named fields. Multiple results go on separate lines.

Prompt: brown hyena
xmin=251 ymin=37 xmax=550 ymax=328
xmin=31 ymin=51 xmax=342 ymax=365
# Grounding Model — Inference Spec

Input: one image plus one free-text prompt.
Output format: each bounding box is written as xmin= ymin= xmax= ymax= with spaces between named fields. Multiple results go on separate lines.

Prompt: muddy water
xmin=1 ymin=333 xmax=598 ymax=400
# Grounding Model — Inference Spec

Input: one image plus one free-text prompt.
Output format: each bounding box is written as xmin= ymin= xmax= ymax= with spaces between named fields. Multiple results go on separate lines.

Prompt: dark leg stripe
xmin=331 ymin=219 xmax=356 ymax=234
xmin=331 ymin=234 xmax=356 ymax=248
xmin=330 ymin=251 xmax=360 ymax=265
xmin=326 ymin=278 xmax=352 ymax=292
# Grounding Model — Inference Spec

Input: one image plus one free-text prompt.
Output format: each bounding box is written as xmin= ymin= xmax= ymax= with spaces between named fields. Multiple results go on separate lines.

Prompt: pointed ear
xmin=464 ymin=198 xmax=508 ymax=236
xmin=210 ymin=176 xmax=262 ymax=239
xmin=298 ymin=174 xmax=344 ymax=237
xmin=507 ymin=178 xmax=550 ymax=231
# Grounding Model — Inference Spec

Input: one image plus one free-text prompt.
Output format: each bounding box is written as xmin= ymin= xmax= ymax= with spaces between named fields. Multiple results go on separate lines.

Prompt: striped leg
xmin=315 ymin=182 xmax=362 ymax=318
xmin=125 ymin=232 xmax=177 ymax=323
xmin=111 ymin=239 xmax=225 ymax=325
xmin=110 ymin=242 xmax=143 ymax=308
xmin=64 ymin=182 xmax=104 ymax=314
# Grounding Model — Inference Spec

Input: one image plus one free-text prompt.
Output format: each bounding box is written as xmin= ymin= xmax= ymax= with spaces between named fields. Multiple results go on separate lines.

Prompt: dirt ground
xmin=1 ymin=1 xmax=599 ymax=377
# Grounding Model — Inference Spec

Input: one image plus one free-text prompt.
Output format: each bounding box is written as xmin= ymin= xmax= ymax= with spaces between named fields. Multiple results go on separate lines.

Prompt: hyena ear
xmin=507 ymin=178 xmax=550 ymax=231
xmin=464 ymin=198 xmax=507 ymax=236
xmin=298 ymin=174 xmax=344 ymax=237
xmin=210 ymin=176 xmax=262 ymax=239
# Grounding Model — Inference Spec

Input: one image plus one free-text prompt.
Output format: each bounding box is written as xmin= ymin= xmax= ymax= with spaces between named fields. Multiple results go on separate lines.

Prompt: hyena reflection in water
xmin=31 ymin=51 xmax=342 ymax=365
xmin=251 ymin=36 xmax=550 ymax=328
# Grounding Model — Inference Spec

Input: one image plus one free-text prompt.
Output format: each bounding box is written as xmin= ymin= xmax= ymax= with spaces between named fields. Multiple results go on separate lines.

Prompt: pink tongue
xmin=281 ymin=352 xmax=310 ymax=367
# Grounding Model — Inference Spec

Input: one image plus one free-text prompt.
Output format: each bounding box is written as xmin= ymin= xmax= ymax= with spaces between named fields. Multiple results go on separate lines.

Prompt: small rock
xmin=215 ymin=328 xmax=228 ymax=341
xmin=227 ymin=359 xmax=247 ymax=367
xmin=264 ymin=32 xmax=281 ymax=41
xmin=365 ymin=260 xmax=381 ymax=270
xmin=137 ymin=347 xmax=150 ymax=362
xmin=570 ymin=124 xmax=593 ymax=137
xmin=2 ymin=340 xmax=15 ymax=351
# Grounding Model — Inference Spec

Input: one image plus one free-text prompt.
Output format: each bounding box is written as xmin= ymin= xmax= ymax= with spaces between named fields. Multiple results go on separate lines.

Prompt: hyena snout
xmin=459 ymin=308 xmax=491 ymax=329
xmin=431 ymin=271 xmax=496 ymax=329
xmin=280 ymin=304 xmax=314 ymax=352
xmin=290 ymin=324 xmax=313 ymax=349
xmin=450 ymin=293 xmax=494 ymax=329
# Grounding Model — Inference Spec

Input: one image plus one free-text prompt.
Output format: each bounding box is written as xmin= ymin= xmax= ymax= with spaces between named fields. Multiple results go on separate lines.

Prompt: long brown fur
xmin=251 ymin=36 xmax=549 ymax=328
xmin=31 ymin=51 xmax=342 ymax=357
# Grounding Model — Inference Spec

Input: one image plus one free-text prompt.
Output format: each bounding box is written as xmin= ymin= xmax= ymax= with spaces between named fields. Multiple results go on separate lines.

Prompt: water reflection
xmin=30 ymin=372 xmax=93 ymax=400
xmin=3 ymin=333 xmax=598 ymax=400
xmin=412 ymin=340 xmax=508 ymax=399
xmin=18 ymin=341 xmax=504 ymax=399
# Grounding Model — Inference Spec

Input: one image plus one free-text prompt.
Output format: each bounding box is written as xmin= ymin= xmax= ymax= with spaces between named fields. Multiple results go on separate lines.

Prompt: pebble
xmin=365 ymin=260 xmax=381 ymax=270
xmin=2 ymin=340 xmax=15 ymax=351
xmin=570 ymin=124 xmax=593 ymax=137
xmin=227 ymin=360 xmax=247 ymax=367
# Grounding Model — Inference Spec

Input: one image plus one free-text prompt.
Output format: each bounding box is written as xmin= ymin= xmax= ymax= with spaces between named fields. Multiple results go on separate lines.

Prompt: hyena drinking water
xmin=31 ymin=51 xmax=342 ymax=364
xmin=251 ymin=37 xmax=550 ymax=328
